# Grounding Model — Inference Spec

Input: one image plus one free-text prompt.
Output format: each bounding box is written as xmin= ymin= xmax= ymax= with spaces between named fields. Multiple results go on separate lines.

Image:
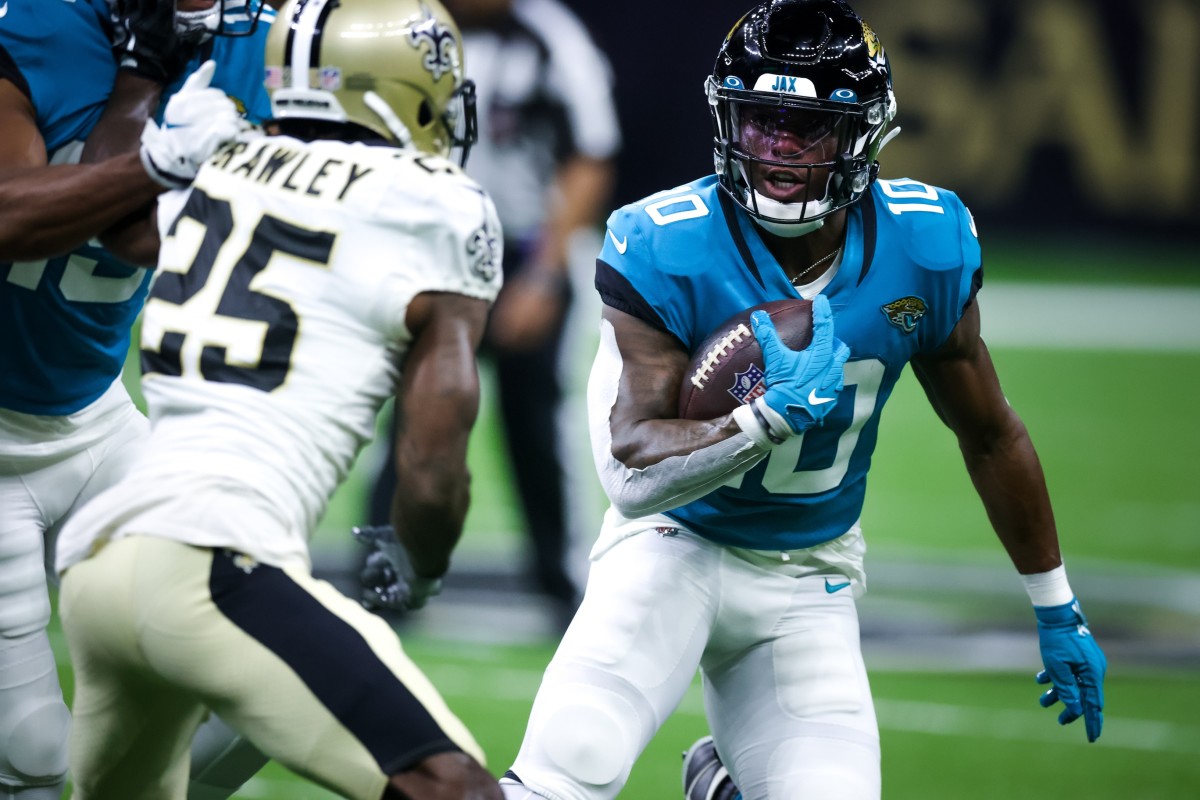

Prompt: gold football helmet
xmin=265 ymin=0 xmax=477 ymax=164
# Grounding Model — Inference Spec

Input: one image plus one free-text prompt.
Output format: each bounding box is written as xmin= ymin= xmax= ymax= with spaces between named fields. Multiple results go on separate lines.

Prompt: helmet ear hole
xmin=417 ymin=100 xmax=434 ymax=128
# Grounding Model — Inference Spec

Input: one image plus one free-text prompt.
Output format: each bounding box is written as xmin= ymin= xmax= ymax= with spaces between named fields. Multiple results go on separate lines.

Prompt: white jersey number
xmin=727 ymin=359 xmax=886 ymax=495
xmin=878 ymin=178 xmax=944 ymax=217
xmin=5 ymin=254 xmax=147 ymax=302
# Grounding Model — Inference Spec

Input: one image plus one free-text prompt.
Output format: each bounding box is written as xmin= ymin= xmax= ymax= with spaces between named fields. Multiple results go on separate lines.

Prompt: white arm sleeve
xmin=587 ymin=318 xmax=771 ymax=518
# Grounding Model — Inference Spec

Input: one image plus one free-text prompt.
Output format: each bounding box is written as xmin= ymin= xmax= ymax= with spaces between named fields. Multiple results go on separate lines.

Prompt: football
xmin=677 ymin=298 xmax=814 ymax=420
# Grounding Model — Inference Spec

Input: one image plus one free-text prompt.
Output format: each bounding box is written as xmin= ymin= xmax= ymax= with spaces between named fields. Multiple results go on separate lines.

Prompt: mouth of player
xmin=757 ymin=167 xmax=822 ymax=204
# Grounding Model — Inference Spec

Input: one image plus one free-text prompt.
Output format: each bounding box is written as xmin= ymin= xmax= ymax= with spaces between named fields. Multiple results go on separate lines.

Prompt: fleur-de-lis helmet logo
xmin=408 ymin=2 xmax=461 ymax=84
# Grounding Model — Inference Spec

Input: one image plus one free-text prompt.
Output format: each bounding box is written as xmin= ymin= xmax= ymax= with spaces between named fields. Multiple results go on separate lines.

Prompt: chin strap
xmin=752 ymin=214 xmax=825 ymax=239
xmin=364 ymin=90 xmax=415 ymax=149
xmin=876 ymin=126 xmax=902 ymax=155
xmin=744 ymin=188 xmax=832 ymax=238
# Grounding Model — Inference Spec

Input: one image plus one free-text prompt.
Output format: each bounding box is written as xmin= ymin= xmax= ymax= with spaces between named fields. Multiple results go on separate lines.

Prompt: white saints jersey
xmin=56 ymin=133 xmax=502 ymax=573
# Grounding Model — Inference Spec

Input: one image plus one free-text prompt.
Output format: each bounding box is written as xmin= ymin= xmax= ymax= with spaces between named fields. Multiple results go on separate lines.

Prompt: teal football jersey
xmin=0 ymin=0 xmax=114 ymax=156
xmin=0 ymin=1 xmax=274 ymax=415
xmin=595 ymin=175 xmax=981 ymax=550
xmin=162 ymin=1 xmax=275 ymax=125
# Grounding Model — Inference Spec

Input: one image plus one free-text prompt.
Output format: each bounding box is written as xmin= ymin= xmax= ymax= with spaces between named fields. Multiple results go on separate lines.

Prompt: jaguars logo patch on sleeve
xmin=881 ymin=296 xmax=927 ymax=334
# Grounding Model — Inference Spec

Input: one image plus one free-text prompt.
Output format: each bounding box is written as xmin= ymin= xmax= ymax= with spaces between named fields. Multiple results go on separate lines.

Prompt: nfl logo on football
xmin=727 ymin=363 xmax=767 ymax=405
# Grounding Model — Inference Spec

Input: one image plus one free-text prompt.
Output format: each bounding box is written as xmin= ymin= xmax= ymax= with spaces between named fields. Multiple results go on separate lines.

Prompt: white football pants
xmin=0 ymin=381 xmax=268 ymax=799
xmin=508 ymin=509 xmax=881 ymax=800
xmin=0 ymin=381 xmax=147 ymax=797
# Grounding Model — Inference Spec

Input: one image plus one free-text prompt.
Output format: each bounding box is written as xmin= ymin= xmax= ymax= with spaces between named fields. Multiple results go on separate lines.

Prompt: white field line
xmin=978 ymin=284 xmax=1200 ymax=352
xmin=425 ymin=663 xmax=1200 ymax=754
xmin=872 ymin=699 xmax=1195 ymax=753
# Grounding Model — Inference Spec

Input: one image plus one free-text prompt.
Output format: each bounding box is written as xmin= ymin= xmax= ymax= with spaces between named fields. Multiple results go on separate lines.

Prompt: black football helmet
xmin=708 ymin=0 xmax=897 ymax=236
xmin=107 ymin=0 xmax=268 ymax=46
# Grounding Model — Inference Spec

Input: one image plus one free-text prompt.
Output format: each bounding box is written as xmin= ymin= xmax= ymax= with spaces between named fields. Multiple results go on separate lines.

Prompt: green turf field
xmin=86 ymin=243 xmax=1199 ymax=798
xmin=48 ymin=633 xmax=1200 ymax=799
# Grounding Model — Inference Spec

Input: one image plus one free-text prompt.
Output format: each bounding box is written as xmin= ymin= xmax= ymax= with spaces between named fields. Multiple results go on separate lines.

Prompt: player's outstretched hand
xmin=140 ymin=61 xmax=243 ymax=189
xmin=110 ymin=0 xmax=203 ymax=83
xmin=352 ymin=525 xmax=443 ymax=613
xmin=750 ymin=294 xmax=851 ymax=439
xmin=1034 ymin=598 xmax=1107 ymax=742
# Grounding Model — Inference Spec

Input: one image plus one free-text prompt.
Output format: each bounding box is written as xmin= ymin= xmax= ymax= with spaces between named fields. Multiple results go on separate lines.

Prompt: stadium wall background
xmin=564 ymin=0 xmax=1199 ymax=245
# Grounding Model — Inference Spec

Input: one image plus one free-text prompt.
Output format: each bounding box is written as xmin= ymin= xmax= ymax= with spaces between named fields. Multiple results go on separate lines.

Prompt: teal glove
xmin=1034 ymin=598 xmax=1107 ymax=742
xmin=749 ymin=294 xmax=850 ymax=439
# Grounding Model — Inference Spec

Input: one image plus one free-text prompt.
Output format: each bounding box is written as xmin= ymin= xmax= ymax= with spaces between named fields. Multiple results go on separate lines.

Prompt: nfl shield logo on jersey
xmin=727 ymin=363 xmax=767 ymax=405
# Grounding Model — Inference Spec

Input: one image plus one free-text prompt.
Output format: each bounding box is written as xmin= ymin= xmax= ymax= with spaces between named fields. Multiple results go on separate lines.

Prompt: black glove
xmin=109 ymin=0 xmax=202 ymax=84
xmin=352 ymin=526 xmax=443 ymax=612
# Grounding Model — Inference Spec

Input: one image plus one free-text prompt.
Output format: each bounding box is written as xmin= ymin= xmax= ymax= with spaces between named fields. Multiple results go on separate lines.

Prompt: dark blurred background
xmin=563 ymin=0 xmax=1200 ymax=248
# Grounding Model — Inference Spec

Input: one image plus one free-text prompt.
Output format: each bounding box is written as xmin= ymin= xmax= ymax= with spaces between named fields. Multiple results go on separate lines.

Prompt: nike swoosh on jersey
xmin=0 ymin=3 xmax=9 ymax=19
xmin=808 ymin=388 xmax=834 ymax=405
xmin=825 ymin=579 xmax=851 ymax=593
xmin=607 ymin=228 xmax=628 ymax=255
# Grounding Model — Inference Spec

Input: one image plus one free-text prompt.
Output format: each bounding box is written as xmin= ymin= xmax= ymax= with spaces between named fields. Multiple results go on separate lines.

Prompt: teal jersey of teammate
xmin=162 ymin=1 xmax=275 ymax=125
xmin=595 ymin=175 xmax=981 ymax=551
xmin=0 ymin=0 xmax=114 ymax=156
xmin=0 ymin=0 xmax=274 ymax=416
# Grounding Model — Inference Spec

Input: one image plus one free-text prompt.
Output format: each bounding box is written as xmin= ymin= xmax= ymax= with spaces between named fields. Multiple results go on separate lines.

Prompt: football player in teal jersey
xmin=0 ymin=3 xmax=275 ymax=798
xmin=498 ymin=3 xmax=1107 ymax=800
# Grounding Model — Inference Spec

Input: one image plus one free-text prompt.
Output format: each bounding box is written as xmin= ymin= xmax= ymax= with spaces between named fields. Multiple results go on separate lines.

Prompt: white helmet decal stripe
xmin=288 ymin=0 xmax=335 ymax=90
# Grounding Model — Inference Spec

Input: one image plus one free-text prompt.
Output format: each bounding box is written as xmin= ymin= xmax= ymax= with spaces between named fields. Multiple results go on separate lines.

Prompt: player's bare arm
xmin=603 ymin=304 xmax=744 ymax=470
xmin=0 ymin=78 xmax=162 ymax=260
xmin=910 ymin=299 xmax=1062 ymax=574
xmin=1 ymin=0 xmax=241 ymax=265
xmin=81 ymin=70 xmax=168 ymax=266
xmin=911 ymin=298 xmax=1106 ymax=743
xmin=81 ymin=72 xmax=165 ymax=164
xmin=391 ymin=290 xmax=492 ymax=579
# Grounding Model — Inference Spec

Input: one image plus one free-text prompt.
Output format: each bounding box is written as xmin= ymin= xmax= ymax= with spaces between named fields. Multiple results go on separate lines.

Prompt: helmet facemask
xmin=445 ymin=79 xmax=478 ymax=166
xmin=148 ymin=1 xmax=267 ymax=46
xmin=709 ymin=78 xmax=894 ymax=237
xmin=174 ymin=3 xmax=222 ymax=44
xmin=206 ymin=0 xmax=270 ymax=39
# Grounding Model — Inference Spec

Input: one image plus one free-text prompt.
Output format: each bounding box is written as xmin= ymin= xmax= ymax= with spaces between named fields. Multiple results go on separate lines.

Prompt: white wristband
xmin=732 ymin=403 xmax=777 ymax=449
xmin=1020 ymin=565 xmax=1074 ymax=607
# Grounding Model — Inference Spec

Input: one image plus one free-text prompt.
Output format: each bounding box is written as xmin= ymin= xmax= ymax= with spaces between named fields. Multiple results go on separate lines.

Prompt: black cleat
xmin=682 ymin=736 xmax=742 ymax=800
